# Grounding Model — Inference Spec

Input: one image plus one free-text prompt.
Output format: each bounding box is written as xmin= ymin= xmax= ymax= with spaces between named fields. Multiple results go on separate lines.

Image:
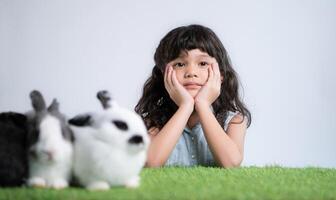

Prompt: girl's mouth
xmin=183 ymin=83 xmax=202 ymax=89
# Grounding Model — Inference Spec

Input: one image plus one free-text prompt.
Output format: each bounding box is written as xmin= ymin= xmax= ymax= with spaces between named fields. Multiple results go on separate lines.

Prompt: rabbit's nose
xmin=42 ymin=150 xmax=54 ymax=160
xmin=128 ymin=135 xmax=143 ymax=144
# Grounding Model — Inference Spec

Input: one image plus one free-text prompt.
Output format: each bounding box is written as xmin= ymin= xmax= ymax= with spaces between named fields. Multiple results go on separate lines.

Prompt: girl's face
xmin=168 ymin=49 xmax=215 ymax=98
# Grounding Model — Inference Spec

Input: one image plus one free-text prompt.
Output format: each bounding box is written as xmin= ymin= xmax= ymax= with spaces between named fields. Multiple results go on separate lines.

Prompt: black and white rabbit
xmin=0 ymin=112 xmax=28 ymax=187
xmin=69 ymin=91 xmax=149 ymax=190
xmin=26 ymin=90 xmax=73 ymax=189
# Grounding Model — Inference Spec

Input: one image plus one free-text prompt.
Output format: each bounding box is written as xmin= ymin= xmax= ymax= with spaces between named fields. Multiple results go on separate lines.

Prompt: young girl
xmin=135 ymin=24 xmax=251 ymax=168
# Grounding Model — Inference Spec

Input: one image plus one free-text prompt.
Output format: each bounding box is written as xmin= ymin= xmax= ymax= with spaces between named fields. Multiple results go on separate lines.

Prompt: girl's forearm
xmin=146 ymin=103 xmax=194 ymax=167
xmin=195 ymin=103 xmax=242 ymax=168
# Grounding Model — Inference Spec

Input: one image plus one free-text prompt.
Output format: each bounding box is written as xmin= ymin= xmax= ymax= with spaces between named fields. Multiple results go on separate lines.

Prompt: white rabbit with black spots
xmin=26 ymin=90 xmax=74 ymax=189
xmin=69 ymin=90 xmax=149 ymax=190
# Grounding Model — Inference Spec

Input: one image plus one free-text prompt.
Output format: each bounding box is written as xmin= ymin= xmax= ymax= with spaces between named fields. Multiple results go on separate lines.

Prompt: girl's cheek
xmin=175 ymin=72 xmax=184 ymax=83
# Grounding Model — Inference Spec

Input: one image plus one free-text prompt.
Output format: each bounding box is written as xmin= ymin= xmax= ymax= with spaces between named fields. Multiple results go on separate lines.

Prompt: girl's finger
xmin=213 ymin=62 xmax=220 ymax=76
xmin=212 ymin=62 xmax=220 ymax=84
xmin=171 ymin=70 xmax=180 ymax=88
xmin=207 ymin=63 xmax=214 ymax=83
xmin=164 ymin=64 xmax=170 ymax=89
xmin=167 ymin=66 xmax=174 ymax=88
xmin=165 ymin=65 xmax=173 ymax=91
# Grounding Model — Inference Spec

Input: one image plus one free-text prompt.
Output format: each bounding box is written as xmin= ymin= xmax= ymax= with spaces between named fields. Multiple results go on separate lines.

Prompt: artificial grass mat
xmin=0 ymin=166 xmax=335 ymax=200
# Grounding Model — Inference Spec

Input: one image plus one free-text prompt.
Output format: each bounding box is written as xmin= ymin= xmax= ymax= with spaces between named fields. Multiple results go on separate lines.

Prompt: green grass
xmin=1 ymin=166 xmax=335 ymax=200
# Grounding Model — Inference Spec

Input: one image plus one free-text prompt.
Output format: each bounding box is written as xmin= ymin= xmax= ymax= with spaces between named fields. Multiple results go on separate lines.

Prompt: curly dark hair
xmin=135 ymin=24 xmax=251 ymax=130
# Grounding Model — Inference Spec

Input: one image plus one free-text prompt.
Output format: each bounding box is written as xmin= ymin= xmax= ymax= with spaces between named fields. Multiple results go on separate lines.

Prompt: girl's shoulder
xmin=224 ymin=111 xmax=243 ymax=131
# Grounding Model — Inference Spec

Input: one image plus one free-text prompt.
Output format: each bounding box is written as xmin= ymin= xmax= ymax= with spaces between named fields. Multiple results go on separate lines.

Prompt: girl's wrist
xmin=179 ymin=102 xmax=194 ymax=114
xmin=194 ymin=100 xmax=210 ymax=112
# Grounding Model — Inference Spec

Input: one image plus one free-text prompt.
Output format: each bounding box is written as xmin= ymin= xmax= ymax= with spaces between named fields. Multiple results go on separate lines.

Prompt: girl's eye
xmin=199 ymin=62 xmax=209 ymax=67
xmin=173 ymin=62 xmax=185 ymax=68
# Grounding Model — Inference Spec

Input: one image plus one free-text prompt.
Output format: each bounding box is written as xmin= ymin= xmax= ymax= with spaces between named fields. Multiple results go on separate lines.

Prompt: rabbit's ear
xmin=48 ymin=99 xmax=59 ymax=112
xmin=30 ymin=90 xmax=46 ymax=112
xmin=68 ymin=114 xmax=92 ymax=127
xmin=97 ymin=90 xmax=112 ymax=109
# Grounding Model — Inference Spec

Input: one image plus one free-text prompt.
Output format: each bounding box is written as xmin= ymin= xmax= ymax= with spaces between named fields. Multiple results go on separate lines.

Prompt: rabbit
xmin=0 ymin=112 xmax=28 ymax=187
xmin=68 ymin=90 xmax=149 ymax=190
xmin=26 ymin=90 xmax=74 ymax=189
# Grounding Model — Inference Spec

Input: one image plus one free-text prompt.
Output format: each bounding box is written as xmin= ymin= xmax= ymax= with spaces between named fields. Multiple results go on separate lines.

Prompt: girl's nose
xmin=184 ymin=73 xmax=197 ymax=78
xmin=184 ymin=65 xmax=198 ymax=78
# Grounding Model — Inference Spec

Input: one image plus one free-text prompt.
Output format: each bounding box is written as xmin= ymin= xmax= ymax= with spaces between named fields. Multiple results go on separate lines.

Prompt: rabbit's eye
xmin=112 ymin=120 xmax=128 ymax=131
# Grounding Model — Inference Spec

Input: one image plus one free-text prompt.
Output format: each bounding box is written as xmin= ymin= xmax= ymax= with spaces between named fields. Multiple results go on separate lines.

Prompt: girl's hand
xmin=164 ymin=65 xmax=194 ymax=108
xmin=195 ymin=61 xmax=221 ymax=108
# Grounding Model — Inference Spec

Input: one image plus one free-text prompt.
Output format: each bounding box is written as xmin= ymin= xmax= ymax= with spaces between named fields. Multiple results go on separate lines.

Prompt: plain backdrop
xmin=1 ymin=0 xmax=335 ymax=168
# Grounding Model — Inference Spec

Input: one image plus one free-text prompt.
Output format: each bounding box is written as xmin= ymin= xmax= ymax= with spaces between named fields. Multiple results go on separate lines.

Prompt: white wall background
xmin=1 ymin=0 xmax=335 ymax=168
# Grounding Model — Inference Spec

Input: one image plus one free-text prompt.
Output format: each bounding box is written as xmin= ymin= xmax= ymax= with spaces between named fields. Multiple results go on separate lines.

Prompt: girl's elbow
xmin=219 ymin=155 xmax=243 ymax=168
xmin=145 ymin=162 xmax=161 ymax=168
xmin=230 ymin=159 xmax=242 ymax=168
xmin=145 ymin=158 xmax=164 ymax=168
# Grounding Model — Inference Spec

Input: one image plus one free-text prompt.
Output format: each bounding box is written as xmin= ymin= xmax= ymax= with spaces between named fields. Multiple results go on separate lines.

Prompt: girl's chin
xmin=187 ymin=89 xmax=199 ymax=98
